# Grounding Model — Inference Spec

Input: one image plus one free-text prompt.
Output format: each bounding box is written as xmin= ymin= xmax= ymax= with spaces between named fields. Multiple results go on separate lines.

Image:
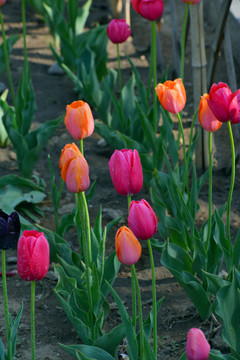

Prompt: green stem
xmin=31 ymin=281 xmax=36 ymax=360
xmin=176 ymin=112 xmax=188 ymax=195
xmin=186 ymin=107 xmax=199 ymax=170
xmin=151 ymin=21 xmax=157 ymax=133
xmin=206 ymin=132 xmax=212 ymax=252
xmin=127 ymin=194 xmax=132 ymax=212
xmin=180 ymin=4 xmax=189 ymax=80
xmin=147 ymin=43 xmax=153 ymax=101
xmin=81 ymin=191 xmax=92 ymax=264
xmin=131 ymin=265 xmax=137 ymax=331
xmin=131 ymin=265 xmax=144 ymax=359
xmin=116 ymin=44 xmax=122 ymax=99
xmin=147 ymin=239 xmax=157 ymax=358
xmin=22 ymin=0 xmax=28 ymax=67
xmin=0 ymin=10 xmax=16 ymax=108
xmin=2 ymin=250 xmax=11 ymax=360
xmin=80 ymin=139 xmax=83 ymax=155
xmin=227 ymin=121 xmax=235 ymax=257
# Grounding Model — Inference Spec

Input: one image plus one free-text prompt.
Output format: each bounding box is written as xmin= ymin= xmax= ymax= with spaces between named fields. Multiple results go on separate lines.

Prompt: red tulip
xmin=186 ymin=328 xmax=210 ymax=360
xmin=17 ymin=230 xmax=49 ymax=281
xmin=107 ymin=19 xmax=131 ymax=44
xmin=128 ymin=199 xmax=157 ymax=240
xmin=155 ymin=78 xmax=186 ymax=114
xmin=198 ymin=94 xmax=222 ymax=132
xmin=131 ymin=0 xmax=164 ymax=21
xmin=59 ymin=143 xmax=90 ymax=193
xmin=181 ymin=0 xmax=201 ymax=4
xmin=207 ymin=82 xmax=240 ymax=124
xmin=115 ymin=226 xmax=142 ymax=265
xmin=109 ymin=149 xmax=143 ymax=196
xmin=64 ymin=100 xmax=94 ymax=140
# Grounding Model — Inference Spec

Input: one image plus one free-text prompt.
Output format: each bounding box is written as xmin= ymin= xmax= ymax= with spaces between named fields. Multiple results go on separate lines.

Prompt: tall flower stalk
xmin=180 ymin=3 xmax=189 ymax=80
xmin=151 ymin=20 xmax=158 ymax=133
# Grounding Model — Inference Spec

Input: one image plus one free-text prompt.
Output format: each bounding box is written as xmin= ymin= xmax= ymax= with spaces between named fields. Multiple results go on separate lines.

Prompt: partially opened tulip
xmin=59 ymin=143 xmax=90 ymax=193
xmin=115 ymin=226 xmax=142 ymax=265
xmin=109 ymin=149 xmax=143 ymax=196
xmin=107 ymin=19 xmax=131 ymax=44
xmin=207 ymin=82 xmax=240 ymax=124
xmin=17 ymin=230 xmax=49 ymax=281
xmin=155 ymin=78 xmax=186 ymax=114
xmin=64 ymin=100 xmax=94 ymax=140
xmin=128 ymin=199 xmax=158 ymax=240
xmin=199 ymin=94 xmax=222 ymax=132
xmin=0 ymin=210 xmax=20 ymax=250
xmin=186 ymin=328 xmax=210 ymax=360
xmin=131 ymin=0 xmax=164 ymax=21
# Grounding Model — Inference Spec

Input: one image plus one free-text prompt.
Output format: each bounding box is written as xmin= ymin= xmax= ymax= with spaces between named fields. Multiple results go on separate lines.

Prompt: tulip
xmin=0 ymin=211 xmax=20 ymax=250
xmin=17 ymin=230 xmax=49 ymax=281
xmin=198 ymin=94 xmax=222 ymax=132
xmin=186 ymin=328 xmax=210 ymax=360
xmin=59 ymin=143 xmax=90 ymax=193
xmin=0 ymin=0 xmax=7 ymax=6
xmin=115 ymin=226 xmax=142 ymax=265
xmin=128 ymin=199 xmax=158 ymax=240
xmin=207 ymin=82 xmax=240 ymax=124
xmin=181 ymin=0 xmax=201 ymax=4
xmin=107 ymin=19 xmax=131 ymax=44
xmin=109 ymin=149 xmax=143 ymax=196
xmin=131 ymin=0 xmax=164 ymax=21
xmin=64 ymin=100 xmax=94 ymax=140
xmin=155 ymin=78 xmax=186 ymax=114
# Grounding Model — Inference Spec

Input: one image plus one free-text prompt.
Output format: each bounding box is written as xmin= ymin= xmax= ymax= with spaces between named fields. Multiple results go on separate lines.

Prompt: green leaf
xmin=209 ymin=349 xmax=237 ymax=360
xmin=233 ymin=229 xmax=240 ymax=268
xmin=0 ymin=35 xmax=20 ymax=78
xmin=9 ymin=303 xmax=23 ymax=356
xmin=0 ymin=339 xmax=5 ymax=360
xmin=203 ymin=271 xmax=229 ymax=296
xmin=59 ymin=344 xmax=115 ymax=360
xmin=101 ymin=252 xmax=120 ymax=297
xmin=93 ymin=324 xmax=125 ymax=356
xmin=75 ymin=0 xmax=92 ymax=35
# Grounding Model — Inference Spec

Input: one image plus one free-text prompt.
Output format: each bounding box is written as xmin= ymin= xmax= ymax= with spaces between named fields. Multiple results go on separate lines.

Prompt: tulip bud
xmin=128 ymin=199 xmax=157 ymax=240
xmin=115 ymin=226 xmax=142 ymax=265
xmin=186 ymin=328 xmax=210 ymax=360
xmin=198 ymin=94 xmax=222 ymax=132
xmin=131 ymin=0 xmax=164 ymax=21
xmin=59 ymin=143 xmax=90 ymax=193
xmin=207 ymin=82 xmax=240 ymax=124
xmin=64 ymin=100 xmax=94 ymax=140
xmin=155 ymin=78 xmax=186 ymax=114
xmin=109 ymin=149 xmax=143 ymax=196
xmin=181 ymin=0 xmax=201 ymax=4
xmin=17 ymin=230 xmax=49 ymax=281
xmin=107 ymin=19 xmax=131 ymax=44
xmin=0 ymin=211 xmax=20 ymax=250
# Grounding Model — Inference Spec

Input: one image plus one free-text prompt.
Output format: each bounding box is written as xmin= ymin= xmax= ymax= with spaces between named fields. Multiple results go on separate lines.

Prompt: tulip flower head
xmin=186 ymin=328 xmax=210 ymax=360
xmin=59 ymin=143 xmax=90 ymax=193
xmin=0 ymin=211 xmax=20 ymax=250
xmin=64 ymin=100 xmax=94 ymax=140
xmin=107 ymin=19 xmax=131 ymax=44
xmin=155 ymin=78 xmax=186 ymax=114
xmin=199 ymin=94 xmax=222 ymax=132
xmin=17 ymin=230 xmax=49 ymax=281
xmin=109 ymin=149 xmax=143 ymax=196
xmin=131 ymin=0 xmax=164 ymax=21
xmin=128 ymin=199 xmax=158 ymax=240
xmin=0 ymin=0 xmax=7 ymax=6
xmin=181 ymin=0 xmax=201 ymax=4
xmin=207 ymin=82 xmax=240 ymax=124
xmin=115 ymin=226 xmax=142 ymax=265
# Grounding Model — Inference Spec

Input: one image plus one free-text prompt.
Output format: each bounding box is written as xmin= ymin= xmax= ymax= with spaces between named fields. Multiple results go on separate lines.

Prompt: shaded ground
xmin=0 ymin=1 xmax=240 ymax=359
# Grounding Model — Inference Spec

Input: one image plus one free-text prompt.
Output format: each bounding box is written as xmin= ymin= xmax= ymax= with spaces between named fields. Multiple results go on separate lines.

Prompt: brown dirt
xmin=0 ymin=1 xmax=240 ymax=359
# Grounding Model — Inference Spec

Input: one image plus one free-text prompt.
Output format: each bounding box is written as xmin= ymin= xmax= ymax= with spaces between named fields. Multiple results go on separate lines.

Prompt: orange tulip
xmin=199 ymin=94 xmax=222 ymax=132
xmin=59 ymin=143 xmax=90 ymax=193
xmin=64 ymin=100 xmax=94 ymax=140
xmin=115 ymin=226 xmax=142 ymax=265
xmin=155 ymin=78 xmax=186 ymax=114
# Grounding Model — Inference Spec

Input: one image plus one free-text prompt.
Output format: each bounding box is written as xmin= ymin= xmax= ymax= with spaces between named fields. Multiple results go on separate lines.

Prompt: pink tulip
xmin=198 ymin=94 xmax=222 ymax=132
xmin=17 ymin=230 xmax=49 ymax=281
xmin=181 ymin=0 xmax=201 ymax=4
xmin=109 ymin=149 xmax=143 ymax=196
xmin=131 ymin=0 xmax=164 ymax=21
xmin=207 ymin=82 xmax=240 ymax=124
xmin=186 ymin=328 xmax=210 ymax=360
xmin=128 ymin=199 xmax=158 ymax=240
xmin=107 ymin=19 xmax=131 ymax=44
xmin=0 ymin=0 xmax=7 ymax=6
xmin=115 ymin=226 xmax=142 ymax=265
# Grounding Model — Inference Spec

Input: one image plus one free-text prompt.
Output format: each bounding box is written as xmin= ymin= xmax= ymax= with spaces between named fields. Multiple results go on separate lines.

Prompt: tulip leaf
xmin=209 ymin=350 xmax=237 ymax=360
xmin=203 ymin=271 xmax=229 ymax=296
xmin=233 ymin=229 xmax=240 ymax=268
xmin=93 ymin=324 xmax=125 ymax=356
xmin=59 ymin=344 xmax=115 ymax=360
xmin=9 ymin=302 xmax=24 ymax=356
xmin=0 ymin=35 xmax=20 ymax=78
xmin=0 ymin=339 xmax=5 ymax=360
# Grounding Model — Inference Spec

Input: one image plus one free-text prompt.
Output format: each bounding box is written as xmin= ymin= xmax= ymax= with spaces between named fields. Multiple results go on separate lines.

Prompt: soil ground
xmin=0 ymin=0 xmax=240 ymax=359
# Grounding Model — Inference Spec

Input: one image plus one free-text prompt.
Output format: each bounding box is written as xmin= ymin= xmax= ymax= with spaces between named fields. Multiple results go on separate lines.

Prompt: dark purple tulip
xmin=0 ymin=211 xmax=20 ymax=250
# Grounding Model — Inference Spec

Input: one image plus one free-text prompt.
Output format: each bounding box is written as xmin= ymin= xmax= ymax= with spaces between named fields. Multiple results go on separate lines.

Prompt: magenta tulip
xmin=186 ymin=328 xmax=210 ymax=360
xmin=107 ymin=19 xmax=131 ymax=44
xmin=128 ymin=199 xmax=158 ymax=240
xmin=17 ymin=230 xmax=49 ymax=281
xmin=207 ymin=82 xmax=240 ymax=124
xmin=109 ymin=149 xmax=143 ymax=196
xmin=131 ymin=0 xmax=164 ymax=21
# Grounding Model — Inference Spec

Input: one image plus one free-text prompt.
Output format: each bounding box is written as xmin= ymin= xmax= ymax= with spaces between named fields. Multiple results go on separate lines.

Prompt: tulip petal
xmin=115 ymin=226 xmax=142 ymax=265
xmin=31 ymin=234 xmax=49 ymax=281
